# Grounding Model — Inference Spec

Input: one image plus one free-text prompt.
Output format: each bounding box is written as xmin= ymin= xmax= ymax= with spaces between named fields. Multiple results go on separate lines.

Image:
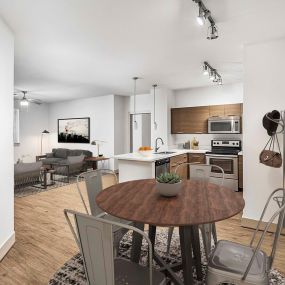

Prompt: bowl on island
xmin=138 ymin=146 xmax=153 ymax=157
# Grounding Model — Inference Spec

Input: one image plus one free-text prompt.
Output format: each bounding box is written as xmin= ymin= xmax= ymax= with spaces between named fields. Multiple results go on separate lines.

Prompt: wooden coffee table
xmin=96 ymin=179 xmax=245 ymax=285
xmin=84 ymin=156 xmax=109 ymax=170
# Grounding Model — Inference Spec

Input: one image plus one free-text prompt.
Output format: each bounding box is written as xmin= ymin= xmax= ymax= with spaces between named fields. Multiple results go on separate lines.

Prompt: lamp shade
xmin=42 ymin=130 xmax=50 ymax=134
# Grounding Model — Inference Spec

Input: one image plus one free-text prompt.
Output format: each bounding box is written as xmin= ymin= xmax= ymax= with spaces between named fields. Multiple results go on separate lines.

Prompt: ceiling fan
xmin=14 ymin=90 xmax=42 ymax=106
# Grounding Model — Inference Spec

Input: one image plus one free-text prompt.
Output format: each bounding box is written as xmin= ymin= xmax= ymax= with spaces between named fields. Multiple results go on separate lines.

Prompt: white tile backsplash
xmin=173 ymin=133 xmax=243 ymax=150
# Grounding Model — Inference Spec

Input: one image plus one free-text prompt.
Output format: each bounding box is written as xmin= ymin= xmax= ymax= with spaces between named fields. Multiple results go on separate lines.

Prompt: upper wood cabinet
xmin=171 ymin=103 xmax=243 ymax=134
xmin=171 ymin=108 xmax=190 ymax=134
xmin=209 ymin=105 xmax=225 ymax=117
xmin=224 ymin=104 xmax=242 ymax=116
xmin=171 ymin=106 xmax=209 ymax=134
xmin=209 ymin=103 xmax=242 ymax=117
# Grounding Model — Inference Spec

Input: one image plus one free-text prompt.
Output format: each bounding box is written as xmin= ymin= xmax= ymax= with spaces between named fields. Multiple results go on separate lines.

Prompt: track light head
xmin=209 ymin=69 xmax=216 ymax=80
xmin=207 ymin=24 xmax=219 ymax=40
xmin=203 ymin=64 xmax=208 ymax=75
xmin=197 ymin=4 xmax=205 ymax=26
xmin=218 ymin=78 xmax=223 ymax=85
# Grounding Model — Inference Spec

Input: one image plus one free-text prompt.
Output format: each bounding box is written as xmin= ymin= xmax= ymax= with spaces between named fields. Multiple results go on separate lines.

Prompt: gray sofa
xmin=14 ymin=161 xmax=42 ymax=188
xmin=41 ymin=148 xmax=93 ymax=178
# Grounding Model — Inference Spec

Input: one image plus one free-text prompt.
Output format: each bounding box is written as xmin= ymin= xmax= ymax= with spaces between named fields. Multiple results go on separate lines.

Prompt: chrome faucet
xmin=155 ymin=137 xmax=164 ymax=152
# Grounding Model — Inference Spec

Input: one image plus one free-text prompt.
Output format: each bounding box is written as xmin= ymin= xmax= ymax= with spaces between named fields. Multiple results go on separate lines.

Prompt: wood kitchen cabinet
xmin=224 ymin=104 xmax=242 ymax=116
xmin=171 ymin=103 xmax=243 ymax=134
xmin=209 ymin=105 xmax=225 ymax=117
xmin=209 ymin=103 xmax=242 ymax=117
xmin=238 ymin=155 xmax=243 ymax=189
xmin=171 ymin=108 xmax=190 ymax=134
xmin=171 ymin=106 xmax=209 ymax=134
xmin=170 ymin=154 xmax=188 ymax=179
xmin=188 ymin=153 xmax=206 ymax=164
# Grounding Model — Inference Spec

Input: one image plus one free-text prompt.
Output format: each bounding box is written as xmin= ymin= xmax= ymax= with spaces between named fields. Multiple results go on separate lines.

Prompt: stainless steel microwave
xmin=208 ymin=116 xmax=241 ymax=134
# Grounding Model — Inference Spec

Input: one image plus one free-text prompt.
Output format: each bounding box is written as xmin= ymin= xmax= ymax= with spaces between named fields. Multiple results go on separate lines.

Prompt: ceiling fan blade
xmin=27 ymin=98 xmax=42 ymax=105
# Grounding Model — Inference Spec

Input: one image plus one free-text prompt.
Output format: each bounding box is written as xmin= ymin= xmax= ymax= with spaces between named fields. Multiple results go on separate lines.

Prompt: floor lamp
xmin=41 ymin=130 xmax=50 ymax=155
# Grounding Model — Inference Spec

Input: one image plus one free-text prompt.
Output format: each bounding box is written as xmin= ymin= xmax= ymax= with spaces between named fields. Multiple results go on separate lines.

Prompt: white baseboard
xmin=0 ymin=232 xmax=15 ymax=261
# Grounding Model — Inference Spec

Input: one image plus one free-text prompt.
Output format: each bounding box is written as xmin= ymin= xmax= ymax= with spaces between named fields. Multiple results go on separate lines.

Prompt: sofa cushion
xmin=14 ymin=161 xmax=42 ymax=176
xmin=42 ymin=157 xmax=62 ymax=165
xmin=53 ymin=148 xmax=68 ymax=159
xmin=67 ymin=154 xmax=85 ymax=165
xmin=68 ymin=149 xmax=92 ymax=157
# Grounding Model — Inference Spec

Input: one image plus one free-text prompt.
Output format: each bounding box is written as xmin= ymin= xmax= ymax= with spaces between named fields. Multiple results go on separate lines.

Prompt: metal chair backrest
xmin=175 ymin=163 xmax=224 ymax=186
xmin=243 ymin=188 xmax=285 ymax=280
xmin=76 ymin=169 xmax=118 ymax=216
xmin=64 ymin=209 xmax=154 ymax=285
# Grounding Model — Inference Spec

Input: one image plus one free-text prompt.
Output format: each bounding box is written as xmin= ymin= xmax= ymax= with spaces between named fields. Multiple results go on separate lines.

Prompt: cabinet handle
xmin=176 ymin=132 xmax=184 ymax=134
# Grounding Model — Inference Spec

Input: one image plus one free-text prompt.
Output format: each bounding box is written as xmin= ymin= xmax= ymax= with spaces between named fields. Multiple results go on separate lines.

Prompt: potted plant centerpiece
xmin=156 ymin=172 xmax=182 ymax=197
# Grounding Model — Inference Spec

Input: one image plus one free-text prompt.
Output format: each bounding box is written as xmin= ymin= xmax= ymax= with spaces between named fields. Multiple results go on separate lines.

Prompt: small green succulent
xmin=156 ymin=172 xmax=181 ymax=184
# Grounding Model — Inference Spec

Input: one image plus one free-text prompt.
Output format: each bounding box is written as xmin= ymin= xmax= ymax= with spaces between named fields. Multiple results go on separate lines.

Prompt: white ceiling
xmin=1 ymin=0 xmax=285 ymax=102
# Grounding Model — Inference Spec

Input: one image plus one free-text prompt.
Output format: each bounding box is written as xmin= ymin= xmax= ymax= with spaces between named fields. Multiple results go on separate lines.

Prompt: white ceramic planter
xmin=156 ymin=181 xmax=182 ymax=197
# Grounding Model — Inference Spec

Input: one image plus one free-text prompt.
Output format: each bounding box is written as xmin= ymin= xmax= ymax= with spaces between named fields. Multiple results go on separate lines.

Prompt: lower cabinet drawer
xmin=188 ymin=153 xmax=206 ymax=164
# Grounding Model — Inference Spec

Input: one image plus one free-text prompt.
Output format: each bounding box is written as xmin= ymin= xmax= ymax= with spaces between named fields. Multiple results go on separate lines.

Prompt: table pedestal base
xmin=130 ymin=225 xmax=203 ymax=285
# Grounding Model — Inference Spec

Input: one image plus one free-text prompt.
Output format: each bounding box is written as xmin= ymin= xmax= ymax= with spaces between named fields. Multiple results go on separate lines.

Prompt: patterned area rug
xmin=48 ymin=228 xmax=285 ymax=285
xmin=14 ymin=175 xmax=78 ymax=198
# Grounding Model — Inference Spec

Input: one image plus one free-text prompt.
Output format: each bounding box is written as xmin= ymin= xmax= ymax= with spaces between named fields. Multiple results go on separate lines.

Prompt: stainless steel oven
xmin=206 ymin=154 xmax=238 ymax=180
xmin=208 ymin=116 xmax=241 ymax=134
xmin=205 ymin=140 xmax=241 ymax=192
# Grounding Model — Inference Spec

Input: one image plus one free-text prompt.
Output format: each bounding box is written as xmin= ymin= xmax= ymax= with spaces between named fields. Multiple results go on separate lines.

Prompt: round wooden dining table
xmin=96 ymin=179 xmax=245 ymax=285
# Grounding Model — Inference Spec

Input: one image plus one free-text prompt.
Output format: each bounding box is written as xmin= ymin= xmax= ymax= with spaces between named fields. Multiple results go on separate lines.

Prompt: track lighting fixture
xmin=193 ymin=0 xmax=218 ymax=40
xmin=203 ymin=62 xmax=222 ymax=85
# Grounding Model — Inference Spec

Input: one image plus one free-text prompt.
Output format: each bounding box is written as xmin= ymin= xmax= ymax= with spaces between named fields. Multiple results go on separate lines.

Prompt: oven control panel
xmin=212 ymin=140 xmax=241 ymax=148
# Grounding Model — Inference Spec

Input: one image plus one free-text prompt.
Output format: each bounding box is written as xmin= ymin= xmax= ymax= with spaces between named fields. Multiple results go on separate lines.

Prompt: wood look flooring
xmin=0 ymin=178 xmax=284 ymax=285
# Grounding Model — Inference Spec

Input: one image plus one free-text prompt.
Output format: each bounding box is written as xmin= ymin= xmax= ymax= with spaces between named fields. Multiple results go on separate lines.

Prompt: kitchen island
xmin=114 ymin=149 xmax=209 ymax=183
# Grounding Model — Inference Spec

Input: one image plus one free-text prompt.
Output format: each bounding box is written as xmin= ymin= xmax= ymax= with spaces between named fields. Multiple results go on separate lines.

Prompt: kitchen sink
xmin=154 ymin=151 xmax=176 ymax=154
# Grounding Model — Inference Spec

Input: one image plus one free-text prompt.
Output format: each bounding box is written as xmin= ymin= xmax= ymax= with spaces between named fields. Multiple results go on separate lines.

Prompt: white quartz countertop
xmin=114 ymin=149 xmax=209 ymax=162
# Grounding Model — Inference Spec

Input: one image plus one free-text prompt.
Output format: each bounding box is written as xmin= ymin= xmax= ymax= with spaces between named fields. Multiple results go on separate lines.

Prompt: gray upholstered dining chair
xmin=207 ymin=188 xmax=285 ymax=285
xmin=76 ymin=169 xmax=132 ymax=253
xmin=166 ymin=163 xmax=224 ymax=258
xmin=64 ymin=209 xmax=167 ymax=285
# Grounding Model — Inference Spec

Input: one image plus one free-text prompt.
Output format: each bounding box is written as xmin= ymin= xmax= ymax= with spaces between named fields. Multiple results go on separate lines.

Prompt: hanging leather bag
xmin=259 ymin=134 xmax=282 ymax=168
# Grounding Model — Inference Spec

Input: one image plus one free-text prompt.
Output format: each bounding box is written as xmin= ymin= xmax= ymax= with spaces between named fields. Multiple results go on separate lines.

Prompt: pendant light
xmin=153 ymin=84 xmax=158 ymax=130
xmin=132 ymin=77 xmax=138 ymax=129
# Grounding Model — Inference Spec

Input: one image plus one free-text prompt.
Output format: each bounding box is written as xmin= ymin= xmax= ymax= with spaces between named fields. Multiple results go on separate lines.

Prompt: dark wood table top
xmin=96 ymin=179 xmax=245 ymax=227
xmin=84 ymin=156 xmax=109 ymax=162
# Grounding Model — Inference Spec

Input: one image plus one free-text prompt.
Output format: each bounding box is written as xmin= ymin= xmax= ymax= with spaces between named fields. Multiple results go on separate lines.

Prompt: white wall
xmin=14 ymin=102 xmax=49 ymax=163
xmin=173 ymin=83 xmax=243 ymax=149
xmin=129 ymin=88 xmax=175 ymax=150
xmin=174 ymin=83 xmax=243 ymax=107
xmin=114 ymin=95 xmax=129 ymax=169
xmin=48 ymin=95 xmax=115 ymax=169
xmin=243 ymin=39 xmax=285 ymax=222
xmin=0 ymin=18 xmax=14 ymax=260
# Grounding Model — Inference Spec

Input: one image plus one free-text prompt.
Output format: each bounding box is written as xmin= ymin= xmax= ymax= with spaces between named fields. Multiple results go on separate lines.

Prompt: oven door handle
xmin=205 ymin=154 xmax=238 ymax=159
